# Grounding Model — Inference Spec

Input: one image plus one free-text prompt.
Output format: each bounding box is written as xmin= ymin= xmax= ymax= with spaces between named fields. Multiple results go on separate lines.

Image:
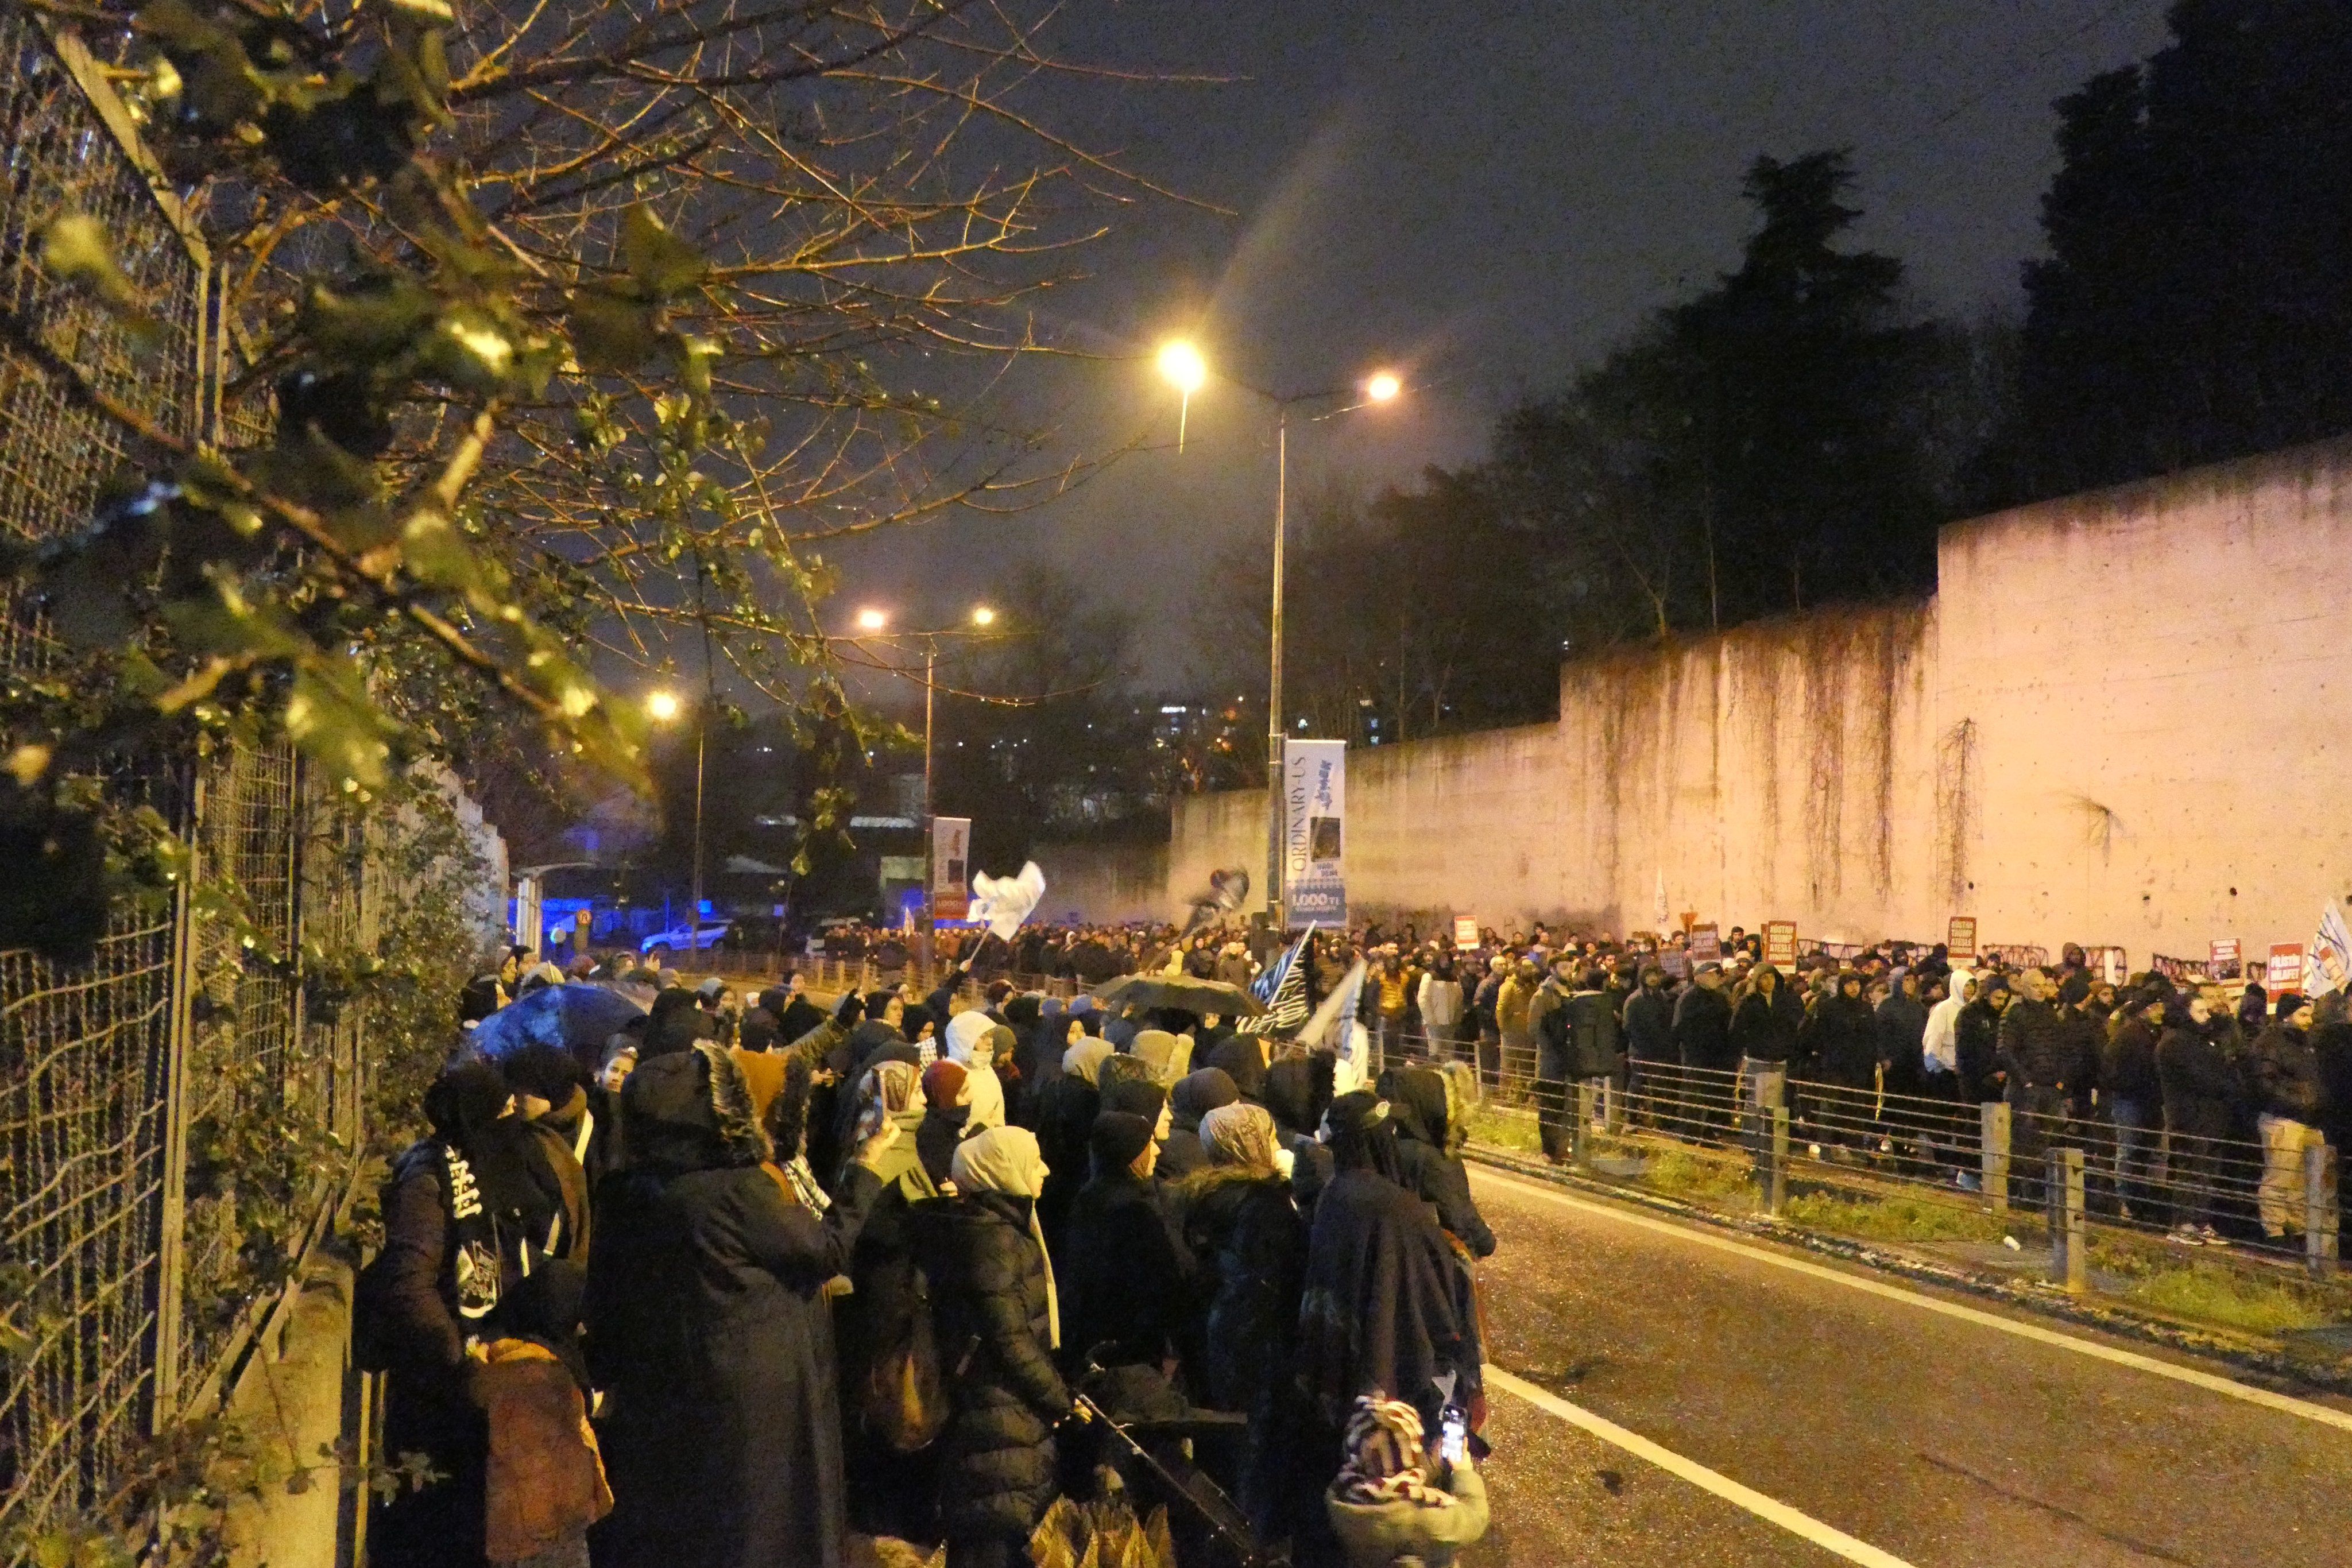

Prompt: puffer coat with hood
xmin=1376 ymin=1066 xmax=1494 ymax=1258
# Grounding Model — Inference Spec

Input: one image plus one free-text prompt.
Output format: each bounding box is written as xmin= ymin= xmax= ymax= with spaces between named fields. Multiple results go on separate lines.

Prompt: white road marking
xmin=1472 ymin=1166 xmax=2352 ymax=1433
xmin=1488 ymin=1366 xmax=1919 ymax=1567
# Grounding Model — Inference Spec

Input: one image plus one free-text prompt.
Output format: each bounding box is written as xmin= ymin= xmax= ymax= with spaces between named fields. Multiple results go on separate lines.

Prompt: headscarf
xmin=1170 ymin=1067 xmax=1239 ymax=1131
xmin=1200 ymin=1102 xmax=1281 ymax=1174
xmin=854 ymin=1059 xmax=923 ymax=1141
xmin=643 ymin=987 xmax=710 ymax=1058
xmin=951 ymin=1125 xmax=1058 ymax=1349
xmin=945 ymin=1011 xmax=1008 ymax=1130
xmin=1324 ymin=1090 xmax=1408 ymax=1187
xmin=422 ymin=1060 xmax=551 ymax=1224
xmin=922 ymin=1059 xmax=968 ymax=1110
xmin=1100 ymin=1076 xmax=1167 ymax=1132
xmin=1334 ymin=1395 xmax=1450 ymax=1507
xmin=1129 ymin=1028 xmax=1190 ymax=1086
xmin=1090 ymin=1110 xmax=1156 ymax=1177
xmin=1063 ymin=1039 xmax=1115 ymax=1086
xmin=1263 ymin=1051 xmax=1335 ymax=1137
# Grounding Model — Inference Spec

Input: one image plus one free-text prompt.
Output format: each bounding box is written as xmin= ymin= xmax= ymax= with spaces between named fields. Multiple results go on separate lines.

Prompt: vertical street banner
xmin=2308 ymin=903 xmax=2352 ymax=997
xmin=1764 ymin=920 xmax=1797 ymax=966
xmin=931 ymin=816 xmax=971 ymax=920
xmin=1284 ymin=740 xmax=1348 ymax=924
xmin=2267 ymin=943 xmax=2305 ymax=993
xmin=1947 ymin=917 xmax=1977 ymax=962
xmin=2209 ymin=938 xmax=2241 ymax=979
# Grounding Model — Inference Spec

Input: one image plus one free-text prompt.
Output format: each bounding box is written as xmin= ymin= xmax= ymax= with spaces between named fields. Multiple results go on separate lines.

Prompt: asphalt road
xmin=1460 ymin=1167 xmax=2352 ymax=1568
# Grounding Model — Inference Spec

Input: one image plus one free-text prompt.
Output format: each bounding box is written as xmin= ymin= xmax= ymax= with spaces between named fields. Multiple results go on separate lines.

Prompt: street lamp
xmin=850 ymin=603 xmax=1004 ymax=976
xmin=1158 ymin=342 xmax=1404 ymax=934
xmin=646 ymin=687 xmax=709 ymax=959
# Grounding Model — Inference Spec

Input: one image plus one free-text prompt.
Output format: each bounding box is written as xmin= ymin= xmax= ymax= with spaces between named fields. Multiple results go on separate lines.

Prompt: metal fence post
xmin=1768 ymin=1105 xmax=1789 ymax=1217
xmin=2049 ymin=1147 xmax=2087 ymax=1292
xmin=1981 ymin=1102 xmax=2011 ymax=1217
xmin=2307 ymin=1137 xmax=2339 ymax=1278
xmin=1573 ymin=1080 xmax=1597 ymax=1171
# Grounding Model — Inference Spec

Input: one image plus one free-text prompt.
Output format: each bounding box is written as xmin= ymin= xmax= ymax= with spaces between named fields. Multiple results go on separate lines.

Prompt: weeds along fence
xmin=0 ymin=22 xmax=376 ymax=1553
xmin=1383 ymin=1028 xmax=2341 ymax=1289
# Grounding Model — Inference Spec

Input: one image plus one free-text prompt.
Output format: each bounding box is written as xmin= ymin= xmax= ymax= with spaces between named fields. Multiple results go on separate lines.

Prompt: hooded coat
xmin=1058 ymin=1158 xmax=1195 ymax=1373
xmin=1377 ymin=1067 xmax=1494 ymax=1259
xmin=910 ymin=1183 xmax=1069 ymax=1545
xmin=1728 ymin=968 xmax=1803 ymax=1066
xmin=1297 ymin=1164 xmax=1481 ymax=1436
xmin=1802 ymin=986 xmax=1878 ymax=1089
xmin=586 ymin=1046 xmax=882 ymax=1568
xmin=1160 ymin=1068 xmax=1240 ymax=1180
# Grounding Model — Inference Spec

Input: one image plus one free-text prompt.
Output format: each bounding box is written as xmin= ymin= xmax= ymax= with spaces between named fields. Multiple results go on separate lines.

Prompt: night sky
xmin=830 ymin=1 xmax=2175 ymax=688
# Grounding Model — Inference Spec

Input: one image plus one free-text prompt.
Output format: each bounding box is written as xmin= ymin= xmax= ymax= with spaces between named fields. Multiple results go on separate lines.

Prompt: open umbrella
xmin=1089 ymin=974 xmax=1266 ymax=1019
xmin=470 ymin=981 xmax=648 ymax=1070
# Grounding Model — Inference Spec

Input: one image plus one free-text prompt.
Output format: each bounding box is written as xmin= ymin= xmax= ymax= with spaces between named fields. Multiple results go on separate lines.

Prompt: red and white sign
xmin=1764 ymin=921 xmax=1798 ymax=967
xmin=2268 ymin=943 xmax=2305 ymax=993
xmin=1689 ymin=923 xmax=1721 ymax=962
xmin=1947 ymin=917 xmax=1977 ymax=962
xmin=1453 ymin=915 xmax=1480 ymax=948
xmin=2209 ymin=938 xmax=2240 ymax=978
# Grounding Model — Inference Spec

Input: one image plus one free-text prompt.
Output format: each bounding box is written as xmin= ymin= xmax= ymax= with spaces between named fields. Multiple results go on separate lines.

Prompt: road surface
xmin=1462 ymin=1166 xmax=2352 ymax=1567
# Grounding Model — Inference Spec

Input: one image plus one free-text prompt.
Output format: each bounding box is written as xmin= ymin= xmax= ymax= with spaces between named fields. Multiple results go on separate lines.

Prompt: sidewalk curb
xmin=1465 ymin=1143 xmax=2352 ymax=1399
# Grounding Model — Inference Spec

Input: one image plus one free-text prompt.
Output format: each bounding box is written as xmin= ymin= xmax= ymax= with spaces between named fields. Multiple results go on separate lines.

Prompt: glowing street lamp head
xmin=645 ymin=689 xmax=682 ymax=722
xmin=1158 ymin=340 xmax=1208 ymax=395
xmin=1365 ymin=371 xmax=1402 ymax=404
xmin=971 ymin=605 xmax=996 ymax=627
xmin=855 ymin=607 xmax=888 ymax=632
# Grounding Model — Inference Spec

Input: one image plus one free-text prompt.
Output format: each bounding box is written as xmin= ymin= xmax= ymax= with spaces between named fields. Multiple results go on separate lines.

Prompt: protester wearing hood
xmin=501 ymin=1044 xmax=602 ymax=1222
xmin=1208 ymin=1028 xmax=1271 ymax=1104
xmin=1129 ymin=1026 xmax=1192 ymax=1087
xmin=911 ymin=1128 xmax=1069 ymax=1568
xmin=1324 ymin=1395 xmax=1490 ymax=1568
xmin=1059 ymin=1110 xmax=1196 ymax=1380
xmin=365 ymin=1060 xmax=582 ymax=1568
xmin=2250 ymin=993 xmax=2323 ymax=1241
xmin=1728 ymin=963 xmax=1802 ymax=1083
xmin=1032 ymin=1035 xmax=1111 ymax=1248
xmin=1956 ymin=975 xmax=2006 ymax=1106
xmin=1620 ymin=966 xmax=1674 ymax=1090
xmin=585 ymin=1044 xmax=894 ymax=1568
xmin=1169 ymin=1100 xmax=1310 ymax=1539
xmin=773 ymin=976 xmax=827 ymax=1043
xmin=1294 ymin=1092 xmax=1481 ymax=1567
xmin=918 ymin=1059 xmax=974 ymax=1191
xmin=1265 ymin=1050 xmax=1340 ymax=1217
xmin=945 ymin=1011 xmax=1010 ymax=1132
xmin=2102 ymin=994 xmax=2165 ymax=1220
xmin=2238 ymin=981 xmax=2270 ymax=1035
xmin=642 ymin=986 xmax=714 ymax=1059
xmin=1671 ymin=965 xmax=1736 ymax=1130
xmin=1162 ymin=1067 xmax=1239 ymax=1180
xmin=836 ymin=1059 xmax=939 ymax=1540
xmin=1377 ymin=1066 xmax=1494 ymax=1258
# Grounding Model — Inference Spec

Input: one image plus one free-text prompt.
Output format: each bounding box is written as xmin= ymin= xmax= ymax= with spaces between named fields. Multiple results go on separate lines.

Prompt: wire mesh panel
xmin=0 ymin=18 xmax=206 ymax=1547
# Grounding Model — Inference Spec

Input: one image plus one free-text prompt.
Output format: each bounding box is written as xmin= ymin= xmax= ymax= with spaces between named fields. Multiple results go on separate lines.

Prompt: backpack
xmin=862 ymin=1261 xmax=950 ymax=1452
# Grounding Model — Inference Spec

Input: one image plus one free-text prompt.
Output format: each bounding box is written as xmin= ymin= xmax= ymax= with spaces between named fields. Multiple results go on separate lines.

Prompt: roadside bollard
xmin=1574 ymin=1080 xmax=1598 ymax=1171
xmin=2307 ymin=1137 xmax=2340 ymax=1278
xmin=2047 ymin=1146 xmax=2087 ymax=1292
xmin=1981 ymin=1102 xmax=2011 ymax=1217
xmin=1767 ymin=1105 xmax=1789 ymax=1217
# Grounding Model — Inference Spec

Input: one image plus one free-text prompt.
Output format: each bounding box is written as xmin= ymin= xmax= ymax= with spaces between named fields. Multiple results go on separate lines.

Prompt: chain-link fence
xmin=0 ymin=21 xmax=369 ymax=1553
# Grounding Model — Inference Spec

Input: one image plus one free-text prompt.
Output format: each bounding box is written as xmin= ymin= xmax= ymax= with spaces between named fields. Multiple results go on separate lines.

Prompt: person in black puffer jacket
xmin=1375 ymin=1064 xmax=1495 ymax=1258
xmin=2158 ymin=995 xmax=2241 ymax=1242
xmin=1997 ymin=971 xmax=2072 ymax=1205
xmin=912 ymin=1128 xmax=1071 ymax=1568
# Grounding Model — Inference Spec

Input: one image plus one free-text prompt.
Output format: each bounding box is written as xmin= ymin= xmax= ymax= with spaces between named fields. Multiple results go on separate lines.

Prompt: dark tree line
xmin=1205 ymin=1 xmax=2352 ymax=750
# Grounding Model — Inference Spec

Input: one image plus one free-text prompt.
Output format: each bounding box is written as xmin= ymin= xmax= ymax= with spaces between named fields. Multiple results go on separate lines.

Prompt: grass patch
xmin=1780 ymin=1190 xmax=2013 ymax=1245
xmin=2118 ymin=1264 xmax=2337 ymax=1336
xmin=1466 ymin=1104 xmax=1540 ymax=1153
xmin=1639 ymin=1148 xmax=1754 ymax=1205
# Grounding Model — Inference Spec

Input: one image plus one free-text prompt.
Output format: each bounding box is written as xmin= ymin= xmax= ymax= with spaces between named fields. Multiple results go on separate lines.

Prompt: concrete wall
xmin=1029 ymin=839 xmax=1172 ymax=926
xmin=1065 ymin=439 xmax=2352 ymax=961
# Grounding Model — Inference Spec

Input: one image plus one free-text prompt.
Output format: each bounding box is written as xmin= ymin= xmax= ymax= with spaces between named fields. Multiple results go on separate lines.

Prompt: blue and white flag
xmin=1249 ymin=923 xmax=1315 ymax=1025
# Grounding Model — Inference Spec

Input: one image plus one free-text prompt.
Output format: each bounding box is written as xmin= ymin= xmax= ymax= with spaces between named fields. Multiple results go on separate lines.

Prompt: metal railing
xmin=1383 ymin=1027 xmax=2339 ymax=1281
xmin=0 ymin=24 xmax=373 ymax=1550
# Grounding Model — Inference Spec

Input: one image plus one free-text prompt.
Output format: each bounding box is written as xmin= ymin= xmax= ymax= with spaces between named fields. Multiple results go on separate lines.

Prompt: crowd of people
xmin=832 ymin=917 xmax=2345 ymax=1250
xmin=359 ymin=944 xmax=1498 ymax=1568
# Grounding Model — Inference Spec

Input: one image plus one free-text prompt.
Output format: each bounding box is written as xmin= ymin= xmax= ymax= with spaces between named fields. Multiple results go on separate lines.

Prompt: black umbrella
xmin=470 ymin=982 xmax=648 ymax=1071
xmin=1089 ymin=974 xmax=1266 ymax=1019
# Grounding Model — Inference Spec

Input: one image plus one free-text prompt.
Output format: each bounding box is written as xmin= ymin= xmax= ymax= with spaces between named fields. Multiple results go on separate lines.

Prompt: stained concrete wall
xmin=1057 ymin=439 xmax=2352 ymax=961
xmin=1029 ymin=839 xmax=1172 ymax=927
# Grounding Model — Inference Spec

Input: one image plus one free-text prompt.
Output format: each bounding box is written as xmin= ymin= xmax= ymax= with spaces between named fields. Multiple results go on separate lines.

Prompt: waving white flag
xmin=969 ymin=861 xmax=1047 ymax=943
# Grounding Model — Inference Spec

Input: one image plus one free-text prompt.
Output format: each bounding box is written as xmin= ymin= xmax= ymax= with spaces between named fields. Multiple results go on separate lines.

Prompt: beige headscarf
xmin=950 ymin=1126 xmax=1060 ymax=1349
xmin=1129 ymin=1028 xmax=1192 ymax=1087
xmin=1200 ymin=1102 xmax=1281 ymax=1174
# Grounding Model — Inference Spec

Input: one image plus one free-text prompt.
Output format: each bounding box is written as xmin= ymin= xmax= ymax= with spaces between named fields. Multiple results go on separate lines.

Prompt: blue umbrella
xmin=470 ymin=982 xmax=648 ymax=1070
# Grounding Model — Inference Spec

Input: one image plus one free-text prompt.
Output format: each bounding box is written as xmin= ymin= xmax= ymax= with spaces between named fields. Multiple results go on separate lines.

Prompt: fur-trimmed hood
xmin=618 ymin=1042 xmax=771 ymax=1172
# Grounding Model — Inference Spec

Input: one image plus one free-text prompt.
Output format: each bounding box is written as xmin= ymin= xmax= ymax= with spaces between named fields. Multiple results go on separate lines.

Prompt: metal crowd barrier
xmin=1380 ymin=1026 xmax=2339 ymax=1281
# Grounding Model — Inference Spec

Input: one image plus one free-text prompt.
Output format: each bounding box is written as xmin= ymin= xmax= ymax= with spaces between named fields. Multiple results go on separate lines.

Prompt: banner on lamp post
xmin=931 ymin=816 xmax=970 ymax=921
xmin=1283 ymin=740 xmax=1347 ymax=925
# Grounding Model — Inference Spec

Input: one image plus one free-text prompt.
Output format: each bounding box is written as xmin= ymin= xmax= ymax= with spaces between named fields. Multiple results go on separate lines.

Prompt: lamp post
xmin=851 ymin=605 xmax=998 ymax=978
xmin=1157 ymin=345 xmax=1401 ymax=932
xmin=644 ymin=687 xmax=707 ymax=959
